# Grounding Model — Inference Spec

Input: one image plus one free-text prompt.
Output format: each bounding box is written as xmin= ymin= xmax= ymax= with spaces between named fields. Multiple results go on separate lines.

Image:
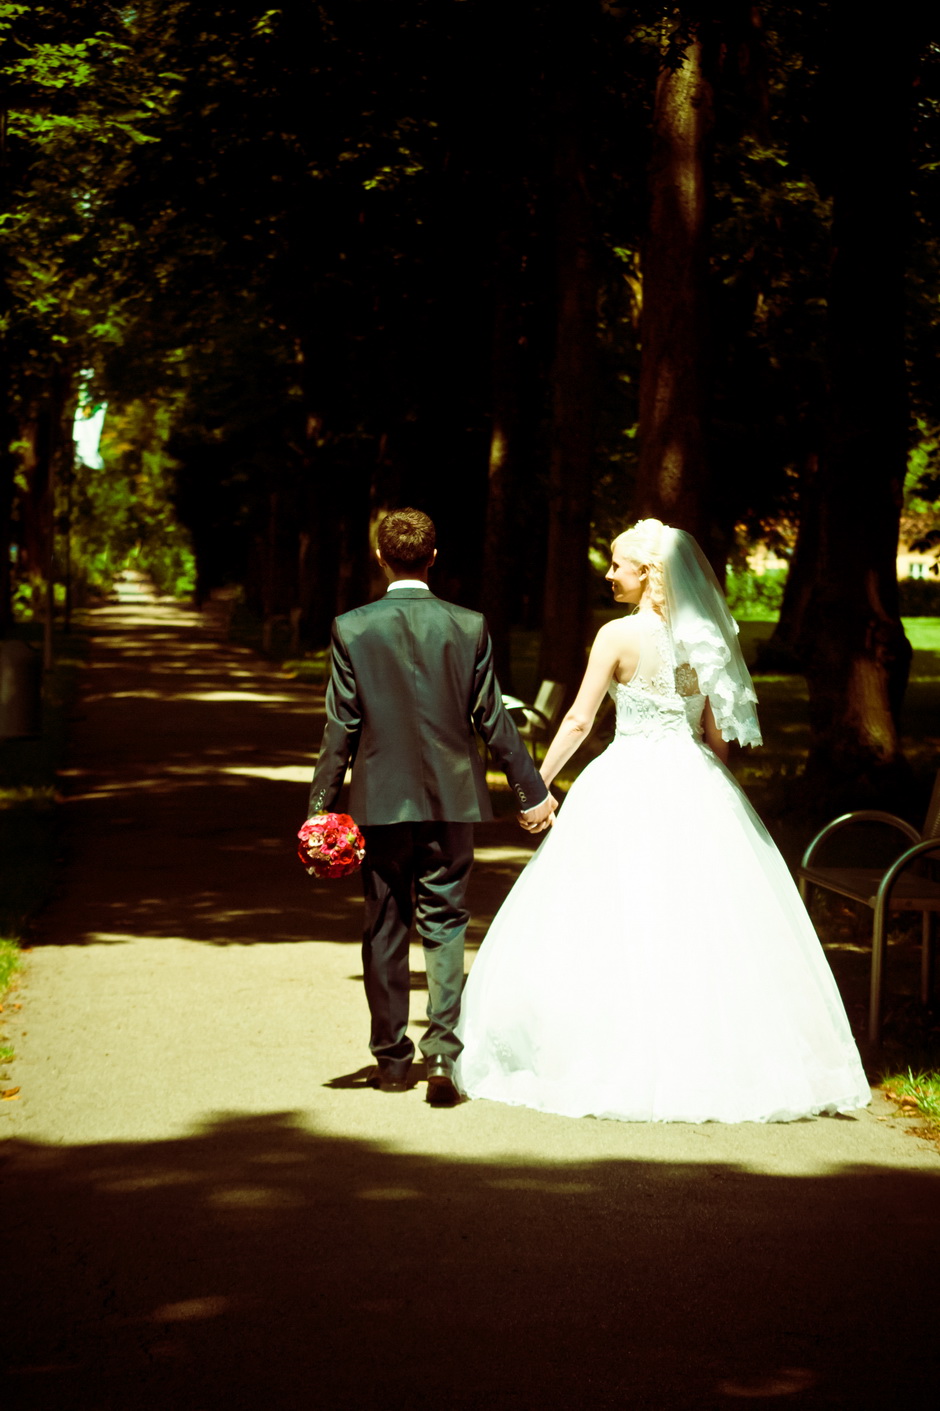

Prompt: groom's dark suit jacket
xmin=308 ymin=587 xmax=546 ymax=825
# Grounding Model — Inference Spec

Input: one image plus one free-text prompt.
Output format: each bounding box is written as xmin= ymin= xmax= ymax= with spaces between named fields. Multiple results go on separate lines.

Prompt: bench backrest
xmin=924 ymin=771 xmax=940 ymax=839
xmin=534 ymin=680 xmax=566 ymax=730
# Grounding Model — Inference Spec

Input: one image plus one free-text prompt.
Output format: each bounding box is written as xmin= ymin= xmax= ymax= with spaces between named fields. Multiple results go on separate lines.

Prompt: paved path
xmin=1 ymin=597 xmax=938 ymax=1411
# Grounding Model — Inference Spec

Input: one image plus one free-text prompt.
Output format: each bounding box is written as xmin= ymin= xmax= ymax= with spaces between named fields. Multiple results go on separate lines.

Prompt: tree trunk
xmin=334 ymin=445 xmax=373 ymax=618
xmin=0 ymin=85 xmax=14 ymax=634
xmin=537 ymin=104 xmax=598 ymax=695
xmin=0 ymin=398 xmax=15 ymax=634
xmin=758 ymin=454 xmax=819 ymax=671
xmin=481 ymin=223 xmax=529 ymax=687
xmin=20 ymin=374 xmax=70 ymax=665
xmin=635 ymin=26 xmax=716 ymax=560
xmin=795 ymin=11 xmax=917 ymax=807
xmin=296 ymin=396 xmax=341 ymax=647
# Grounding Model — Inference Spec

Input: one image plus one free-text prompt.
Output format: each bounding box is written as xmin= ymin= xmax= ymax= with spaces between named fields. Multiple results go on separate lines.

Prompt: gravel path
xmin=1 ymin=595 xmax=938 ymax=1410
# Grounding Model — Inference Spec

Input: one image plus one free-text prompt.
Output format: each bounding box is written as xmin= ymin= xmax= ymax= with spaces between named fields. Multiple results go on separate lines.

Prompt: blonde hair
xmin=612 ymin=518 xmax=667 ymax=618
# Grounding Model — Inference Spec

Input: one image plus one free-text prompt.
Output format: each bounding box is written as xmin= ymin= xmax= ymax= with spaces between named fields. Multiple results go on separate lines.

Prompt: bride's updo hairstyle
xmin=612 ymin=518 xmax=667 ymax=618
xmin=612 ymin=517 xmax=763 ymax=748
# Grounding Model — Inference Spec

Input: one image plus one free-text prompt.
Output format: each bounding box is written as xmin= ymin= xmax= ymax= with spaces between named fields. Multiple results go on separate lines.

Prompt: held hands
xmin=517 ymin=792 xmax=557 ymax=833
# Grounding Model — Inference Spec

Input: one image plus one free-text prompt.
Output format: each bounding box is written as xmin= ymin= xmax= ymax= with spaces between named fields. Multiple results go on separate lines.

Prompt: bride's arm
xmin=702 ymin=698 xmax=730 ymax=764
xmin=538 ymin=621 xmax=637 ymax=788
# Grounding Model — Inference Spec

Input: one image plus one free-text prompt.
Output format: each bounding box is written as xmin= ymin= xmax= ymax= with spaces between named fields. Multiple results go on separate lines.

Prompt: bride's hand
xmin=517 ymin=793 xmax=557 ymax=833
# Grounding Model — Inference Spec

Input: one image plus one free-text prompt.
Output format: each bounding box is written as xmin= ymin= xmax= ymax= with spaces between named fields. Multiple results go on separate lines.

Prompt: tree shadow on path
xmin=2 ymin=1112 xmax=938 ymax=1411
xmin=15 ymin=603 xmax=936 ymax=1410
xmin=37 ymin=602 xmax=535 ymax=950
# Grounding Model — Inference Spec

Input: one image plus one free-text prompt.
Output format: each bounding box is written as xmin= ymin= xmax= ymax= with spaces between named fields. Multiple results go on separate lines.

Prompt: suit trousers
xmin=360 ymin=821 xmax=474 ymax=1074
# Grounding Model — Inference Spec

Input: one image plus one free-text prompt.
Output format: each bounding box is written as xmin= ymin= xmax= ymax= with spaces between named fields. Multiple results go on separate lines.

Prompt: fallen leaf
xmin=1 ymin=1087 xmax=20 ymax=1100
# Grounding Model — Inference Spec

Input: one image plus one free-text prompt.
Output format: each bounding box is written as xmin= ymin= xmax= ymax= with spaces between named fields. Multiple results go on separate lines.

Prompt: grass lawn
xmin=879 ymin=1069 xmax=940 ymax=1137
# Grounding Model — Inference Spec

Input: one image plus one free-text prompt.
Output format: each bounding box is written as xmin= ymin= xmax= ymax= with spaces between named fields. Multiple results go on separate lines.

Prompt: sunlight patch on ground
xmin=357 ymin=1187 xmax=424 ymax=1200
xmin=488 ymin=1177 xmax=597 ymax=1192
xmin=716 ymin=1367 xmax=816 ymax=1397
xmin=171 ymin=690 xmax=299 ymax=703
xmin=149 ymin=1297 xmax=231 ymax=1322
xmin=221 ymin=764 xmax=312 ymax=783
xmin=473 ymin=846 xmax=536 ymax=865
xmin=84 ymin=689 xmax=165 ymax=700
xmin=209 ymin=1186 xmax=303 ymax=1208
xmin=86 ymin=932 xmax=192 ymax=944
xmin=63 ymin=778 xmax=244 ymax=800
xmin=104 ymin=1172 xmax=198 ymax=1191
xmin=83 ymin=924 xmax=323 ymax=944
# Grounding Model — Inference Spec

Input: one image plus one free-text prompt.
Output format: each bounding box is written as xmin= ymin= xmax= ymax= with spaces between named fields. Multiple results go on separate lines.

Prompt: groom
xmin=307 ymin=508 xmax=556 ymax=1103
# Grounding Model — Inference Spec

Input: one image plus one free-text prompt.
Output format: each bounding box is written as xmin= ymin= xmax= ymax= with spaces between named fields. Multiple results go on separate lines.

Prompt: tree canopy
xmin=2 ymin=1 xmax=939 ymax=802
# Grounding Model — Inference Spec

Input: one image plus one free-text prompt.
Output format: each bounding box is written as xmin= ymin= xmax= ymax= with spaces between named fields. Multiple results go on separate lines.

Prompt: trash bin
xmin=0 ymin=638 xmax=43 ymax=739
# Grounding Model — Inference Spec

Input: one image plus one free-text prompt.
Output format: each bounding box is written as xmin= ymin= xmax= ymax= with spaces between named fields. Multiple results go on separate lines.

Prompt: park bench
xmin=798 ymin=772 xmax=940 ymax=1044
xmin=261 ymin=608 xmax=302 ymax=655
xmin=502 ymin=680 xmax=566 ymax=765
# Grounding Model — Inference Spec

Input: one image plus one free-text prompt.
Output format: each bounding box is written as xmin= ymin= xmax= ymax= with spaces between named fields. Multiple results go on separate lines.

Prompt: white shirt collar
xmin=387 ymin=580 xmax=430 ymax=591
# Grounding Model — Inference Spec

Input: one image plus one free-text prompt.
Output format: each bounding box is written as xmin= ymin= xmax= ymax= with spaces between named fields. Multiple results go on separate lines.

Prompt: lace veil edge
xmin=662 ymin=528 xmax=763 ymax=749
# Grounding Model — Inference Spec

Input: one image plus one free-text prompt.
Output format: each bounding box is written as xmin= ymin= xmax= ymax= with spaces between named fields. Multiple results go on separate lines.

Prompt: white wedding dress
xmin=454 ymin=613 xmax=871 ymax=1123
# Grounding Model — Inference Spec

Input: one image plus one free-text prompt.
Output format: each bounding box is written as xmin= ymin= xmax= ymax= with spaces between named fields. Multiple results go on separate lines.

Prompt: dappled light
xmin=36 ymin=602 xmax=538 ymax=952
xmin=4 ymin=8 xmax=940 ymax=1400
xmin=3 ymin=599 xmax=938 ymax=1411
xmin=221 ymin=764 xmax=316 ymax=784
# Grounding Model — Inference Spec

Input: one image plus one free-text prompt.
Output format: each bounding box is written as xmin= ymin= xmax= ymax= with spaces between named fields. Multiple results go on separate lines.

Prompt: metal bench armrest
xmin=874 ymin=838 xmax=940 ymax=916
xmin=800 ymin=811 xmax=921 ymax=873
xmin=503 ymin=698 xmax=551 ymax=732
xmin=869 ymin=839 xmax=940 ymax=1042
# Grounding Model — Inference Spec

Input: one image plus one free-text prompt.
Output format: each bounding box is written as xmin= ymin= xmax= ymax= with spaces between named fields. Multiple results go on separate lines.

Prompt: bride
xmin=454 ymin=519 xmax=871 ymax=1123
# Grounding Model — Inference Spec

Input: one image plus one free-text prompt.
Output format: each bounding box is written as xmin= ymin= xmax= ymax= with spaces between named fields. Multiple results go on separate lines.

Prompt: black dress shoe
xmin=367 ymin=1066 xmax=412 ymax=1093
xmin=425 ymin=1056 xmax=460 ymax=1105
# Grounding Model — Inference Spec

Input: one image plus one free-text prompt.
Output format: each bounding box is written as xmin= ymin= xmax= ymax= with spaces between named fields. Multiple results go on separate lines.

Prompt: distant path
xmin=1 ymin=597 xmax=937 ymax=1411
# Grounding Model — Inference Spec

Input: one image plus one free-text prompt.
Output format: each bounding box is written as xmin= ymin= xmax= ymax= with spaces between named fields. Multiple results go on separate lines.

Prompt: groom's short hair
xmin=378 ymin=508 xmax=436 ymax=572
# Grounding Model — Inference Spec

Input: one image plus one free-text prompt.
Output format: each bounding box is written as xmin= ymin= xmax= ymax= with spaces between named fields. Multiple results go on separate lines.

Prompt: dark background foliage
xmin=2 ymin=1 xmax=939 ymax=802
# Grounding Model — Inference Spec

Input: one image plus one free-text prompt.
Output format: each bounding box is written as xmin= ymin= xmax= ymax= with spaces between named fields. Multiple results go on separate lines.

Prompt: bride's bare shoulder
xmin=590 ymin=616 xmax=648 ymax=675
xmin=594 ymin=613 xmax=657 ymax=648
xmin=591 ymin=616 xmax=633 ymax=650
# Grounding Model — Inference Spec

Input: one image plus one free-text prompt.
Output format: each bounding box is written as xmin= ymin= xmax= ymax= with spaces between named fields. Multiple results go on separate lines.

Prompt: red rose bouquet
xmin=297 ymin=813 xmax=366 ymax=879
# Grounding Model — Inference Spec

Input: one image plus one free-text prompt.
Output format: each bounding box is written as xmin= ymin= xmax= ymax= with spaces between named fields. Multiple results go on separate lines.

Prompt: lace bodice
xmin=610 ymin=614 xmax=706 ymax=742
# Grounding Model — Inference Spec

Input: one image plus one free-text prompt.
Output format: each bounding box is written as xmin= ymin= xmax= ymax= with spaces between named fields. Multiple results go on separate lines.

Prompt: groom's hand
xmin=517 ymin=793 xmax=557 ymax=833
